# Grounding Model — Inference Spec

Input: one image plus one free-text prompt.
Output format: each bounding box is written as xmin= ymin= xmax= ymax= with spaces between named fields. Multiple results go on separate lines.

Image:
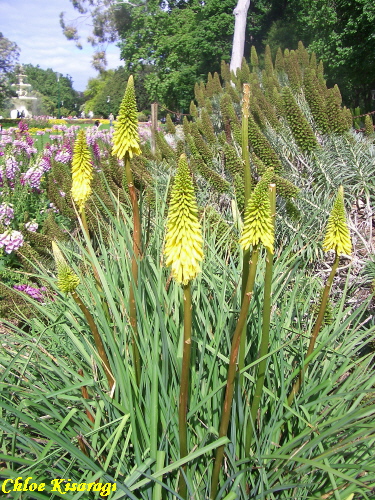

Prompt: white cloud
xmin=1 ymin=0 xmax=122 ymax=91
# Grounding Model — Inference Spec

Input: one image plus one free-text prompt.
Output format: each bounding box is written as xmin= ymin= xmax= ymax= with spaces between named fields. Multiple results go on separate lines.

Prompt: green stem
xmin=81 ymin=207 xmax=111 ymax=322
xmin=81 ymin=207 xmax=101 ymax=285
xmin=71 ymin=291 xmax=114 ymax=390
xmin=178 ymin=283 xmax=192 ymax=499
xmin=246 ymin=185 xmax=276 ymax=454
xmin=150 ymin=312 xmax=160 ymax=459
xmin=239 ymin=83 xmax=252 ymax=386
xmin=211 ymin=247 xmax=259 ymax=500
xmin=287 ymin=253 xmax=340 ymax=406
xmin=152 ymin=450 xmax=166 ymax=500
xmin=125 ymin=152 xmax=142 ymax=387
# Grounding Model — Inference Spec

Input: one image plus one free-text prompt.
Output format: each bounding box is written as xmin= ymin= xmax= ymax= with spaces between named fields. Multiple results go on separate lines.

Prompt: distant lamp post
xmin=107 ymin=96 xmax=110 ymax=118
xmin=57 ymin=72 xmax=61 ymax=119
xmin=372 ymin=90 xmax=375 ymax=100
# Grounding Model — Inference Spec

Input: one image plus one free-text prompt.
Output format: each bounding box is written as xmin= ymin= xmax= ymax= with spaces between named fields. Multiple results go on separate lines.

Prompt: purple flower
xmin=25 ymin=134 xmax=34 ymax=146
xmin=13 ymin=284 xmax=46 ymax=302
xmin=42 ymin=147 xmax=53 ymax=158
xmin=0 ymin=135 xmax=12 ymax=146
xmin=55 ymin=150 xmax=72 ymax=163
xmin=36 ymin=130 xmax=46 ymax=136
xmin=25 ymin=221 xmax=38 ymax=232
xmin=18 ymin=120 xmax=29 ymax=132
xmin=93 ymin=142 xmax=101 ymax=159
xmin=39 ymin=156 xmax=51 ymax=172
xmin=5 ymin=156 xmax=19 ymax=180
xmin=26 ymin=147 xmax=38 ymax=156
xmin=0 ymin=203 xmax=14 ymax=225
xmin=23 ymin=166 xmax=44 ymax=189
xmin=59 ymin=190 xmax=66 ymax=197
xmin=0 ymin=230 xmax=24 ymax=253
xmin=48 ymin=202 xmax=59 ymax=213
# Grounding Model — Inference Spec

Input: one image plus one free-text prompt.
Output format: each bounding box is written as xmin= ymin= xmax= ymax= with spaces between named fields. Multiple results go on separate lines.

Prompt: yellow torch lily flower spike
xmin=239 ymin=168 xmax=274 ymax=253
xmin=52 ymin=241 xmax=80 ymax=294
xmin=71 ymin=129 xmax=93 ymax=213
xmin=323 ymin=185 xmax=352 ymax=255
xmin=112 ymin=75 xmax=142 ymax=159
xmin=164 ymin=154 xmax=204 ymax=285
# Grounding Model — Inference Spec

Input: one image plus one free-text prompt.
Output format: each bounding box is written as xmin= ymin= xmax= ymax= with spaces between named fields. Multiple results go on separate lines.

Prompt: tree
xmin=264 ymin=0 xmax=375 ymax=109
xmin=22 ymin=64 xmax=82 ymax=115
xmin=83 ymin=66 xmax=150 ymax=117
xmin=230 ymin=0 xmax=251 ymax=72
xmin=60 ymin=0 xmax=135 ymax=72
xmin=0 ymin=33 xmax=20 ymax=108
xmin=117 ymin=0 xmax=236 ymax=110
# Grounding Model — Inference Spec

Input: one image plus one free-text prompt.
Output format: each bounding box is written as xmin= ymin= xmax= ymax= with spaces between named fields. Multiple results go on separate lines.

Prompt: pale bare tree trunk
xmin=230 ymin=0 xmax=251 ymax=73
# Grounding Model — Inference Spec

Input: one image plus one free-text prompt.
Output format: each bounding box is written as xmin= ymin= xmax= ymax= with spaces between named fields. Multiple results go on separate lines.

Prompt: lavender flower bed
xmin=0 ymin=119 xmax=158 ymax=312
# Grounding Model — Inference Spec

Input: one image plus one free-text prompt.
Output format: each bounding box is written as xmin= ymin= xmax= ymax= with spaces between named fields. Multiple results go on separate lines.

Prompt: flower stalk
xmin=112 ymin=75 xmax=143 ymax=386
xmin=239 ymin=83 xmax=252 ymax=385
xmin=71 ymin=290 xmax=115 ymax=390
xmin=53 ymin=242 xmax=114 ymax=390
xmin=178 ymin=282 xmax=192 ymax=499
xmin=164 ymin=154 xmax=203 ymax=498
xmin=246 ymin=184 xmax=276 ymax=454
xmin=125 ymin=150 xmax=142 ymax=387
xmin=288 ymin=186 xmax=351 ymax=406
xmin=211 ymin=170 xmax=274 ymax=499
xmin=210 ymin=246 xmax=259 ymax=500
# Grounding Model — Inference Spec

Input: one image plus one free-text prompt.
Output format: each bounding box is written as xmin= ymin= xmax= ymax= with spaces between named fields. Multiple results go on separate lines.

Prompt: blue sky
xmin=1 ymin=0 xmax=122 ymax=91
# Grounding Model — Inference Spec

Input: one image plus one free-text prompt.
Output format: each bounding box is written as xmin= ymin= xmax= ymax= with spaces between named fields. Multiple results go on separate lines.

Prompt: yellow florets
xmin=239 ymin=169 xmax=274 ymax=253
xmin=323 ymin=186 xmax=352 ymax=255
xmin=164 ymin=155 xmax=204 ymax=285
xmin=57 ymin=265 xmax=80 ymax=294
xmin=112 ymin=75 xmax=142 ymax=159
xmin=52 ymin=242 xmax=80 ymax=294
xmin=71 ymin=129 xmax=93 ymax=213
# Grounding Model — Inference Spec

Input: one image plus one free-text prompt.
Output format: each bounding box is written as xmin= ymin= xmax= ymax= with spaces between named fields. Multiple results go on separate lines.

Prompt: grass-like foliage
xmin=1 ymin=188 xmax=374 ymax=499
xmin=1 ymin=44 xmax=375 ymax=500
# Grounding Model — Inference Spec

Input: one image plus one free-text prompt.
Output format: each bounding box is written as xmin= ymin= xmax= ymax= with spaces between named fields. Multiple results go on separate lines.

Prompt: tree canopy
xmin=83 ymin=66 xmax=151 ymax=116
xmin=0 ymin=33 xmax=20 ymax=108
xmin=22 ymin=64 xmax=83 ymax=116
xmin=61 ymin=0 xmax=375 ymax=110
xmin=264 ymin=0 xmax=375 ymax=108
xmin=117 ymin=0 xmax=237 ymax=110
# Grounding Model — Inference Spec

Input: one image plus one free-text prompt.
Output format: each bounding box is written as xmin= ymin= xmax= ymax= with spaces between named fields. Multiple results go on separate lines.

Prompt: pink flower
xmin=5 ymin=157 xmax=19 ymax=180
xmin=25 ymin=221 xmax=38 ymax=232
xmin=0 ymin=230 xmax=24 ymax=253
xmin=39 ymin=156 xmax=51 ymax=172
xmin=18 ymin=120 xmax=29 ymax=132
xmin=23 ymin=166 xmax=44 ymax=189
xmin=55 ymin=150 xmax=72 ymax=163
xmin=13 ymin=284 xmax=46 ymax=302
xmin=0 ymin=203 xmax=14 ymax=225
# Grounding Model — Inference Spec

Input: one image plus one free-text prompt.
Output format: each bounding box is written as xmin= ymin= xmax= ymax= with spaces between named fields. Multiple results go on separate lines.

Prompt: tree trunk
xmin=230 ymin=0 xmax=251 ymax=73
